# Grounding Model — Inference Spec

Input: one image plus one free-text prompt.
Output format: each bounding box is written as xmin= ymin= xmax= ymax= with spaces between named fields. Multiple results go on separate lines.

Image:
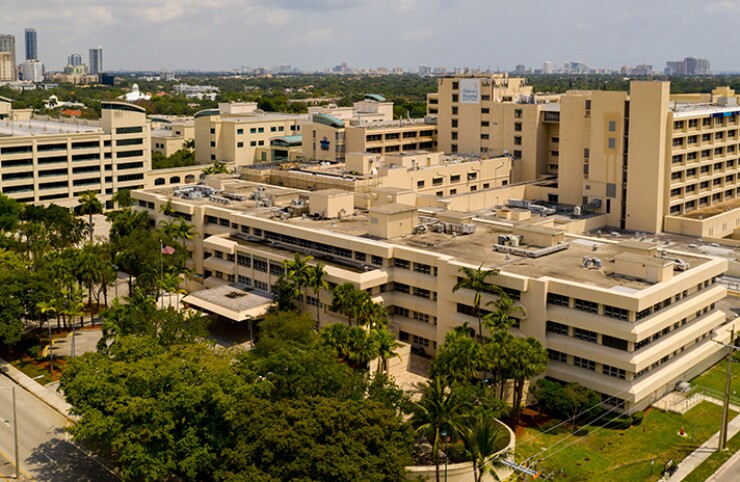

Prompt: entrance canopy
xmin=183 ymin=283 xmax=274 ymax=322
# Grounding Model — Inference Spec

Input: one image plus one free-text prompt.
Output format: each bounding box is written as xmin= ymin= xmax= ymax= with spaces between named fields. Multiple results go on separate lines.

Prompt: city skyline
xmin=1 ymin=0 xmax=739 ymax=72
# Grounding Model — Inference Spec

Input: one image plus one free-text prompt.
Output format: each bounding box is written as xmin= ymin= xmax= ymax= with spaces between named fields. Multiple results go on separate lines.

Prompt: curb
xmin=0 ymin=357 xmax=77 ymax=425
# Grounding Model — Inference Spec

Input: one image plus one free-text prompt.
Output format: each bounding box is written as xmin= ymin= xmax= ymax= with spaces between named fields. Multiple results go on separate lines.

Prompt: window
xmin=689 ymin=119 xmax=698 ymax=128
xmin=609 ymin=120 xmax=617 ymax=132
xmin=253 ymin=258 xmax=267 ymax=272
xmin=513 ymin=150 xmax=522 ymax=158
xmin=394 ymin=259 xmax=410 ymax=270
xmin=573 ymin=357 xmax=595 ymax=371
xmin=673 ymin=121 xmax=684 ymax=130
xmin=574 ymin=298 xmax=598 ymax=313
xmin=514 ymin=136 xmax=522 ymax=145
xmin=413 ymin=312 xmax=431 ymax=324
xmin=413 ymin=262 xmax=433 ymax=275
xmin=603 ymin=305 xmax=628 ymax=320
xmin=237 ymin=254 xmax=251 ymax=267
xmin=602 ymin=335 xmax=628 ymax=351
xmin=417 ymin=180 xmax=425 ymax=188
xmin=602 ymin=364 xmax=626 ymax=379
xmin=514 ymin=109 xmax=522 ymax=119
xmin=548 ymin=350 xmax=567 ymax=362
xmin=608 ymin=138 xmax=616 ymax=149
xmin=433 ymin=177 xmax=443 ymax=186
xmin=573 ymin=327 xmax=598 ymax=343
xmin=450 ymin=174 xmax=461 ymax=183
xmin=514 ymin=122 xmax=522 ymax=132
xmin=546 ymin=321 xmax=569 ymax=335
xmin=481 ymin=121 xmax=489 ymax=127
xmin=547 ymin=293 xmax=569 ymax=306
xmin=451 ymin=119 xmax=458 ymax=128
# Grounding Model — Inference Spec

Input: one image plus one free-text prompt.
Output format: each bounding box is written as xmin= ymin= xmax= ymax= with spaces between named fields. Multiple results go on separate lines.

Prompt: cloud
xmin=268 ymin=0 xmax=367 ymax=11
xmin=403 ymin=28 xmax=433 ymax=41
xmin=304 ymin=28 xmax=334 ymax=44
xmin=392 ymin=0 xmax=418 ymax=12
xmin=705 ymin=1 xmax=740 ymax=13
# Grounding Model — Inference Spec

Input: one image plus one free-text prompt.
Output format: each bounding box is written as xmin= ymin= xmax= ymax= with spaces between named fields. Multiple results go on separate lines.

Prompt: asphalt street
xmin=0 ymin=375 xmax=118 ymax=482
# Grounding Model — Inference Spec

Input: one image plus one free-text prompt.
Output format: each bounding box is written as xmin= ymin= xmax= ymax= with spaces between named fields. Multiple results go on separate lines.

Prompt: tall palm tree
xmin=306 ymin=262 xmax=328 ymax=328
xmin=371 ymin=328 xmax=400 ymax=374
xmin=507 ymin=337 xmax=548 ymax=424
xmin=452 ymin=264 xmax=499 ymax=341
xmin=483 ymin=288 xmax=526 ymax=332
xmin=77 ymin=191 xmax=103 ymax=243
xmin=412 ymin=378 xmax=467 ymax=482
xmin=331 ymin=282 xmax=361 ymax=326
xmin=111 ymin=189 xmax=134 ymax=209
xmin=282 ymin=253 xmax=313 ymax=310
xmin=459 ymin=412 xmax=507 ymax=482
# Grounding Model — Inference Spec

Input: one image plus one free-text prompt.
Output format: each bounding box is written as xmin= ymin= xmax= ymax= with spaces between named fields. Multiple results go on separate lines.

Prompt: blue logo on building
xmin=320 ymin=136 xmax=330 ymax=151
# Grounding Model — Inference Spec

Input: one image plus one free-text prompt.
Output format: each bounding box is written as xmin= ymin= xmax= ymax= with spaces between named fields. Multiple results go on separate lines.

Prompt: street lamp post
xmin=440 ymin=429 xmax=448 ymax=482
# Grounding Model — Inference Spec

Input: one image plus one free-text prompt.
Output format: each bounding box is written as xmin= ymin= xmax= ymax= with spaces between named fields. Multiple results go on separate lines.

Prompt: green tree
xmin=306 ymin=261 xmax=328 ymax=327
xmin=202 ymin=160 xmax=229 ymax=176
xmin=504 ymin=336 xmax=548 ymax=424
xmin=331 ymin=282 xmax=364 ymax=326
xmin=459 ymin=411 xmax=508 ymax=482
xmin=412 ymin=378 xmax=468 ymax=482
xmin=452 ymin=264 xmax=499 ymax=340
xmin=371 ymin=328 xmax=401 ymax=374
xmin=77 ymin=190 xmax=104 ymax=242
xmin=431 ymin=329 xmax=484 ymax=386
xmin=111 ymin=188 xmax=135 ymax=209
xmin=483 ymin=288 xmax=526 ymax=332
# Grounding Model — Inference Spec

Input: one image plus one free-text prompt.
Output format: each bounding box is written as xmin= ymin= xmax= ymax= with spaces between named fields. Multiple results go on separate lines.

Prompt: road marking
xmin=0 ymin=446 xmax=36 ymax=481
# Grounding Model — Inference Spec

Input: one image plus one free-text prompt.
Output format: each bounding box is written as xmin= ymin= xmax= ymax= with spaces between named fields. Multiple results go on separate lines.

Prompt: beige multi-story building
xmin=132 ymin=179 xmax=738 ymax=412
xmin=431 ymin=74 xmax=561 ymax=183
xmin=0 ymin=99 xmax=150 ymax=206
xmin=301 ymin=95 xmax=437 ymax=162
xmin=243 ymin=151 xmax=511 ymax=196
xmin=194 ymin=102 xmax=303 ymax=166
xmin=151 ymin=118 xmax=195 ymax=157
xmin=0 ymin=34 xmax=16 ymax=81
xmin=557 ymin=81 xmax=740 ymax=237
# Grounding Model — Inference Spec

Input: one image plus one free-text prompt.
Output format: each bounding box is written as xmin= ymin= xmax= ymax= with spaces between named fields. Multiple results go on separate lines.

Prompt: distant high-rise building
xmin=68 ymin=54 xmax=82 ymax=66
xmin=418 ymin=65 xmax=432 ymax=76
xmin=89 ymin=46 xmax=103 ymax=75
xmin=514 ymin=64 xmax=527 ymax=75
xmin=542 ymin=61 xmax=554 ymax=74
xmin=665 ymin=57 xmax=710 ymax=75
xmin=21 ymin=60 xmax=43 ymax=82
xmin=24 ymin=28 xmax=37 ymax=61
xmin=0 ymin=34 xmax=16 ymax=81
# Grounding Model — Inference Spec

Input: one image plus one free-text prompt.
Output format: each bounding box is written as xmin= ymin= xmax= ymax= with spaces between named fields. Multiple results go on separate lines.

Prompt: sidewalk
xmin=0 ymin=357 xmax=76 ymax=423
xmin=667 ymin=411 xmax=740 ymax=481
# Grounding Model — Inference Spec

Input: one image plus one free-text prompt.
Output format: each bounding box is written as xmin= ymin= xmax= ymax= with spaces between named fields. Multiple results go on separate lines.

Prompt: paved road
xmin=709 ymin=447 xmax=740 ymax=481
xmin=0 ymin=376 xmax=118 ymax=482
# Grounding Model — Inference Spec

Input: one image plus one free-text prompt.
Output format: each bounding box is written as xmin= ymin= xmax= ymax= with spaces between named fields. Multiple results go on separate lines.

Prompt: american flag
xmin=161 ymin=243 xmax=175 ymax=255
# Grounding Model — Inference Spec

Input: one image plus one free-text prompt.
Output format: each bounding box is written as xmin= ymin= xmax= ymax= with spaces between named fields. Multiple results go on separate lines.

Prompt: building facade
xmin=24 ymin=28 xmax=37 ymax=61
xmin=431 ymin=74 xmax=561 ymax=183
xmin=131 ymin=180 xmax=738 ymax=412
xmin=89 ymin=47 xmax=103 ymax=75
xmin=0 ymin=34 xmax=16 ymax=81
xmin=194 ymin=103 xmax=303 ymax=166
xmin=0 ymin=100 xmax=151 ymax=206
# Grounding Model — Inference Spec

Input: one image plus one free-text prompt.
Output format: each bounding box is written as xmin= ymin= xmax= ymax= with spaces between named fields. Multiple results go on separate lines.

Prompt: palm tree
xmin=77 ymin=191 xmax=103 ymax=243
xmin=306 ymin=262 xmax=328 ymax=328
xmin=412 ymin=378 xmax=467 ymax=482
xmin=459 ymin=412 xmax=507 ymax=482
xmin=483 ymin=288 xmax=526 ymax=332
xmin=452 ymin=264 xmax=499 ymax=341
xmin=183 ymin=138 xmax=195 ymax=150
xmin=507 ymin=337 xmax=548 ymax=424
xmin=331 ymin=282 xmax=362 ymax=326
xmin=111 ymin=189 xmax=134 ymax=209
xmin=202 ymin=160 xmax=229 ymax=176
xmin=371 ymin=328 xmax=400 ymax=374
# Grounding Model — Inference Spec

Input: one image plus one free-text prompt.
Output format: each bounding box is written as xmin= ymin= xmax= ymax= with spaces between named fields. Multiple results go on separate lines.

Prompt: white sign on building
xmin=460 ymin=78 xmax=480 ymax=104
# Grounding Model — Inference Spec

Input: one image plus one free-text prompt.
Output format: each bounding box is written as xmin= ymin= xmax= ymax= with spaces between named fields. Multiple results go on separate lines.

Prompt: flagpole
xmin=160 ymin=239 xmax=164 ymax=310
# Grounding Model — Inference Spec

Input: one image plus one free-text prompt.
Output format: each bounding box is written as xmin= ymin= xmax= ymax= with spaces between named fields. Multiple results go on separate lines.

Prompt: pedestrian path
xmin=0 ymin=357 xmax=75 ymax=423
xmin=667 ymin=411 xmax=740 ymax=481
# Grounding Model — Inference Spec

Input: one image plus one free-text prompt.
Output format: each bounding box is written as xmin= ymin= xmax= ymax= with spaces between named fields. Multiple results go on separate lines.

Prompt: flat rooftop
xmin=142 ymin=184 xmax=711 ymax=289
xmin=671 ymin=103 xmax=740 ymax=118
xmin=0 ymin=117 xmax=102 ymax=137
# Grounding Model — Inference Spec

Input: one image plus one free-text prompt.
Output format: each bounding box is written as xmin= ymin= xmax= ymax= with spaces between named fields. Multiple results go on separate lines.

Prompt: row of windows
xmin=393 ymin=259 xmax=436 ymax=275
xmin=549 ymin=351 xmax=627 ymax=380
xmin=674 ymin=117 xmax=737 ymax=131
xmin=393 ymin=283 xmax=437 ymax=301
xmin=393 ymin=306 xmax=437 ymax=325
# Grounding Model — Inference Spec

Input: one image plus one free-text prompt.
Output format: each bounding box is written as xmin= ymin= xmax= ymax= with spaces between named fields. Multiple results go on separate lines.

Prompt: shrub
xmin=631 ymin=410 xmax=644 ymax=426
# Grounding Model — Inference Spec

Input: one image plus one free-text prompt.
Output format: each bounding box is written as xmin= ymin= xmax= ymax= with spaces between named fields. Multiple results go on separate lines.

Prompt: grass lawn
xmin=683 ymin=427 xmax=740 ymax=482
xmin=690 ymin=356 xmax=740 ymax=404
xmin=515 ymin=402 xmax=734 ymax=482
xmin=10 ymin=356 xmax=66 ymax=385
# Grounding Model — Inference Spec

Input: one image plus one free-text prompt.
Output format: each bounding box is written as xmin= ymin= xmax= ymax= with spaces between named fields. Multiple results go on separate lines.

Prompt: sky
xmin=2 ymin=0 xmax=740 ymax=72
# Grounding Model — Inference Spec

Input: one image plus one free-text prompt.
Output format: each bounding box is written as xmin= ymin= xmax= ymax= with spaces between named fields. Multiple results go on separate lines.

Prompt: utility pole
xmin=719 ymin=328 xmax=735 ymax=451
